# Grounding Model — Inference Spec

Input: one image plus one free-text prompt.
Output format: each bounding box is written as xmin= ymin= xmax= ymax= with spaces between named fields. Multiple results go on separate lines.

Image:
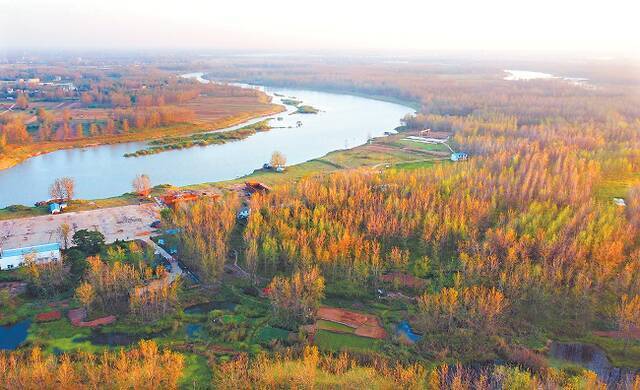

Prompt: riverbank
xmin=0 ymin=130 xmax=446 ymax=220
xmin=0 ymin=95 xmax=283 ymax=172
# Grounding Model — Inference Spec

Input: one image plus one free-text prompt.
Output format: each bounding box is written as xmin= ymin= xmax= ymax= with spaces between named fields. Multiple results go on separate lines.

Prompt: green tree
xmin=72 ymin=229 xmax=105 ymax=255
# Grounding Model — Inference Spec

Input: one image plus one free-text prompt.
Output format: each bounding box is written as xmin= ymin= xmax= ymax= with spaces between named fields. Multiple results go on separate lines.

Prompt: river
xmin=0 ymin=74 xmax=414 ymax=207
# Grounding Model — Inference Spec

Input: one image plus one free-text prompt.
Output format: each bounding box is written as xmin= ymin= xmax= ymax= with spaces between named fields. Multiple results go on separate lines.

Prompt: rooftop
xmin=1 ymin=242 xmax=61 ymax=258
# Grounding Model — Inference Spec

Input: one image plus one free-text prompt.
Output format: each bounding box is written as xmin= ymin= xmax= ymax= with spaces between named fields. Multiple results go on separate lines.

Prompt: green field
xmin=180 ymin=353 xmax=213 ymax=388
xmin=394 ymin=139 xmax=451 ymax=153
xmin=594 ymin=172 xmax=640 ymax=202
xmin=392 ymin=160 xmax=441 ymax=170
xmin=254 ymin=325 xmax=291 ymax=344
xmin=314 ymin=330 xmax=382 ymax=353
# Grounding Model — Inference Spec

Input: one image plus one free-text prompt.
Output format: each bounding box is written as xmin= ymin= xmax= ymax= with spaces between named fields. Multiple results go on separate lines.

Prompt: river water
xmin=0 ymin=74 xmax=413 ymax=207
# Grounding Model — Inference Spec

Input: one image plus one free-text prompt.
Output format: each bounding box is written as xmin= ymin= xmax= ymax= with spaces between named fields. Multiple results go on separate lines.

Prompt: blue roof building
xmin=450 ymin=152 xmax=469 ymax=162
xmin=0 ymin=243 xmax=62 ymax=270
xmin=48 ymin=202 xmax=67 ymax=214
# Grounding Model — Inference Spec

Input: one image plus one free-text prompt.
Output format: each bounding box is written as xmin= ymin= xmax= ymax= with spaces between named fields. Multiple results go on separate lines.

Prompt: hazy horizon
xmin=1 ymin=0 xmax=638 ymax=56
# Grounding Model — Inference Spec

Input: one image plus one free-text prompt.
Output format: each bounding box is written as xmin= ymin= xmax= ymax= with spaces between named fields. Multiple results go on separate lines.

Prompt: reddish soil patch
xmin=317 ymin=307 xmax=387 ymax=340
xmin=79 ymin=316 xmax=116 ymax=327
xmin=354 ymin=321 xmax=387 ymax=339
xmin=67 ymin=308 xmax=116 ymax=327
xmin=67 ymin=308 xmax=86 ymax=324
xmin=317 ymin=307 xmax=369 ymax=328
xmin=35 ymin=310 xmax=61 ymax=322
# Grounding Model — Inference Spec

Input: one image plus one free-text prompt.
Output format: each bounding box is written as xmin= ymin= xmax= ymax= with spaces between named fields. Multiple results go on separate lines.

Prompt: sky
xmin=1 ymin=0 xmax=638 ymax=56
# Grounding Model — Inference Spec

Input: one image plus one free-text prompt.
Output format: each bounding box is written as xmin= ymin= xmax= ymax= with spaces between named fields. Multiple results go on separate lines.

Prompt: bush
xmin=325 ymin=280 xmax=372 ymax=300
xmin=72 ymin=230 xmax=105 ymax=255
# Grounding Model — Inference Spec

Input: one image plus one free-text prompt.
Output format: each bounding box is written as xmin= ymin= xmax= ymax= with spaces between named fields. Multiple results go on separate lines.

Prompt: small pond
xmin=184 ymin=301 xmax=237 ymax=315
xmin=185 ymin=323 xmax=205 ymax=338
xmin=0 ymin=320 xmax=31 ymax=350
xmin=549 ymin=342 xmax=639 ymax=386
xmin=77 ymin=330 xmax=162 ymax=346
xmin=396 ymin=320 xmax=421 ymax=343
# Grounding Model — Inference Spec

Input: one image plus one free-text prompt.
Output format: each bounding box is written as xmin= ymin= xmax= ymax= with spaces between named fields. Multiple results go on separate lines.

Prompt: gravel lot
xmin=0 ymin=204 xmax=159 ymax=249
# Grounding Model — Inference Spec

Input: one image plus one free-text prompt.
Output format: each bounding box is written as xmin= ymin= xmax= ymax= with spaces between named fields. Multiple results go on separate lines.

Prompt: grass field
xmin=594 ymin=172 xmax=640 ymax=202
xmin=314 ymin=330 xmax=383 ymax=353
xmin=579 ymin=334 xmax=640 ymax=369
xmin=392 ymin=160 xmax=442 ymax=170
xmin=180 ymin=353 xmax=213 ymax=388
xmin=254 ymin=326 xmax=291 ymax=344
xmin=27 ymin=318 xmax=99 ymax=354
xmin=393 ymin=139 xmax=451 ymax=153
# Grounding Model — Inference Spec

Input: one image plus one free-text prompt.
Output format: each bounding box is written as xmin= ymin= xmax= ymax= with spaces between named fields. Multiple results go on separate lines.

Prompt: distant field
xmin=393 ymin=160 xmax=442 ymax=170
xmin=398 ymin=139 xmax=451 ymax=152
xmin=595 ymin=172 xmax=640 ymax=202
xmin=184 ymin=94 xmax=280 ymax=124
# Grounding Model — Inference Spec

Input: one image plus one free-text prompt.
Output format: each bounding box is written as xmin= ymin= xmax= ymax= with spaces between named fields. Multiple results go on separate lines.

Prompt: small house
xmin=245 ymin=181 xmax=271 ymax=195
xmin=0 ymin=243 xmax=62 ymax=271
xmin=613 ymin=198 xmax=626 ymax=207
xmin=48 ymin=202 xmax=67 ymax=214
xmin=237 ymin=206 xmax=251 ymax=220
xmin=161 ymin=192 xmax=199 ymax=208
xmin=450 ymin=152 xmax=468 ymax=162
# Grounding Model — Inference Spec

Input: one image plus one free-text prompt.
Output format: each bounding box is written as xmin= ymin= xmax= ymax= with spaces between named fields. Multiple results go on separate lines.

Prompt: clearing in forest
xmin=316 ymin=306 xmax=387 ymax=340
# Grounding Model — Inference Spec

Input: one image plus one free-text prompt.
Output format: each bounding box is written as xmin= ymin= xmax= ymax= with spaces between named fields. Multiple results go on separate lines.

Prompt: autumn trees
xmin=15 ymin=93 xmax=29 ymax=110
xmin=238 ymin=141 xmax=639 ymax=353
xmin=617 ymin=295 xmax=640 ymax=352
xmin=269 ymin=151 xmax=287 ymax=169
xmin=0 ymin=340 xmax=184 ymax=389
xmin=20 ymin=253 xmax=70 ymax=296
xmin=415 ymin=285 xmax=508 ymax=357
xmin=0 ymin=115 xmax=30 ymax=144
xmin=267 ymin=266 xmax=325 ymax=328
xmin=172 ymin=195 xmax=240 ymax=282
xmin=74 ymin=252 xmax=175 ymax=318
xmin=112 ymin=106 xmax=195 ymax=131
xmin=49 ymin=177 xmax=75 ymax=201
xmin=133 ymin=174 xmax=152 ymax=197
xmin=130 ymin=278 xmax=180 ymax=322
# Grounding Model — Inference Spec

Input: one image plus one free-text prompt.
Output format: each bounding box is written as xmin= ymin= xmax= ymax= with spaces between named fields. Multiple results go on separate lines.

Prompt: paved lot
xmin=0 ymin=204 xmax=160 ymax=249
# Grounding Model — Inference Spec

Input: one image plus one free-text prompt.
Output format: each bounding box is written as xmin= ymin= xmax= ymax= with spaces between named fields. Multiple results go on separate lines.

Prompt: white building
xmin=0 ymin=243 xmax=61 ymax=271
